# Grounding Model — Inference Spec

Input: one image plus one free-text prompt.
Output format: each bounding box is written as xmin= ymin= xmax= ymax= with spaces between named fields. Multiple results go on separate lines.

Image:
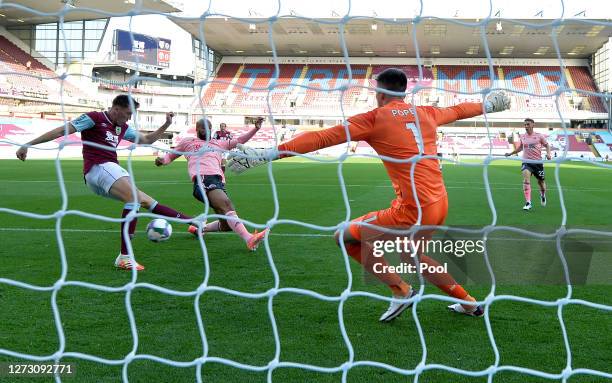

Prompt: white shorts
xmin=85 ymin=162 xmax=129 ymax=199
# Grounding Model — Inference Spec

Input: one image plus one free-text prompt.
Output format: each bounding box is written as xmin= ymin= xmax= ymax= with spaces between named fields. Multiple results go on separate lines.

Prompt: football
xmin=146 ymin=218 xmax=172 ymax=242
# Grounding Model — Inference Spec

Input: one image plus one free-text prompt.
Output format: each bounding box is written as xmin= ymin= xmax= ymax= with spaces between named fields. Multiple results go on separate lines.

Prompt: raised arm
xmin=227 ymin=117 xmax=264 ymax=149
xmin=16 ymin=123 xmax=77 ymax=161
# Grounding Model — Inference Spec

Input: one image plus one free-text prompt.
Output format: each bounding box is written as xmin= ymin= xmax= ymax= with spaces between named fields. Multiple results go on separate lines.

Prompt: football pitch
xmin=0 ymin=157 xmax=610 ymax=383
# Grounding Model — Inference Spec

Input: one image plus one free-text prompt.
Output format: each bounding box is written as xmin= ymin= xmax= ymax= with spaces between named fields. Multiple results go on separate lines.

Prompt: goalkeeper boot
xmin=379 ymin=287 xmax=417 ymax=323
xmin=247 ymin=228 xmax=269 ymax=251
xmin=523 ymin=201 xmax=532 ymax=211
xmin=447 ymin=303 xmax=484 ymax=317
xmin=115 ymin=254 xmax=144 ymax=271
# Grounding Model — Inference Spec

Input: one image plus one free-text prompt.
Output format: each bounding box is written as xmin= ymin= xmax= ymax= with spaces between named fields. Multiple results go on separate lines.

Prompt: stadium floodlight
xmin=371 ymin=23 xmax=378 ymax=31
xmin=496 ymin=21 xmax=503 ymax=31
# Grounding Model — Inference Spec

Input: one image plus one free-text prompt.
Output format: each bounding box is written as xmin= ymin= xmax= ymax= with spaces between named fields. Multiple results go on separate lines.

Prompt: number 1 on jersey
xmin=406 ymin=122 xmax=424 ymax=154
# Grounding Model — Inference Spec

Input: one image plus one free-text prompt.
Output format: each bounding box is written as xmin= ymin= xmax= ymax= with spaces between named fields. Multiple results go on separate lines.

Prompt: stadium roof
xmin=0 ymin=0 xmax=180 ymax=26
xmin=174 ymin=17 xmax=611 ymax=59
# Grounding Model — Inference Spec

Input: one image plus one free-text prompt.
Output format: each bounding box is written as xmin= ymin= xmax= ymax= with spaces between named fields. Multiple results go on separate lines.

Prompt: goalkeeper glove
xmin=484 ymin=91 xmax=511 ymax=113
xmin=228 ymin=144 xmax=279 ymax=174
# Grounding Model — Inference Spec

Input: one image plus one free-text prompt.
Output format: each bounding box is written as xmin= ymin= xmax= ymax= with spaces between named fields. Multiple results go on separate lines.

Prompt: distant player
xmin=155 ymin=117 xmax=268 ymax=251
xmin=450 ymin=144 xmax=461 ymax=163
xmin=213 ymin=122 xmax=232 ymax=140
xmin=213 ymin=122 xmax=232 ymax=172
xmin=505 ymin=118 xmax=551 ymax=211
xmin=16 ymin=95 xmax=193 ymax=271
xmin=228 ymin=68 xmax=511 ymax=321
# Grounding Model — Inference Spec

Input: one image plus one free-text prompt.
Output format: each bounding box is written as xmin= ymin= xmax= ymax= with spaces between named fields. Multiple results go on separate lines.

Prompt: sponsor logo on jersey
xmin=105 ymin=131 xmax=119 ymax=146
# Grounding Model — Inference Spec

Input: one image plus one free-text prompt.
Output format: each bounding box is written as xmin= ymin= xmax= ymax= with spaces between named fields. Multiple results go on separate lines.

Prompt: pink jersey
xmin=520 ymin=132 xmax=548 ymax=160
xmin=71 ymin=111 xmax=138 ymax=175
xmin=161 ymin=127 xmax=259 ymax=182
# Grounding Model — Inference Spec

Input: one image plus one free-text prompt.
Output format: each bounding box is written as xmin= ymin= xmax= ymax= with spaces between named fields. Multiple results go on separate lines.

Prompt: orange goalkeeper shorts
xmin=348 ymin=195 xmax=449 ymax=242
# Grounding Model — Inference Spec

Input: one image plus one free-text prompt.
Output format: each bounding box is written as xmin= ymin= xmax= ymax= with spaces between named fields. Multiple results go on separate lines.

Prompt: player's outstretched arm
xmin=426 ymin=91 xmax=511 ymax=126
xmin=155 ymin=138 xmax=185 ymax=167
xmin=16 ymin=123 xmax=76 ymax=161
xmin=228 ymin=115 xmax=373 ymax=174
xmin=228 ymin=117 xmax=264 ymax=149
xmin=138 ymin=112 xmax=174 ymax=145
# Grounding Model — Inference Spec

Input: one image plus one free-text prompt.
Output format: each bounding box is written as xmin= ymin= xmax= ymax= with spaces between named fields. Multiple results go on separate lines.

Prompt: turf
xmin=0 ymin=157 xmax=610 ymax=383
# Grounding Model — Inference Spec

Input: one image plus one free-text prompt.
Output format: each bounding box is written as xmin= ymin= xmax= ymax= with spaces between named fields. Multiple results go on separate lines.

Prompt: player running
xmin=155 ymin=117 xmax=268 ymax=251
xmin=227 ymin=68 xmax=510 ymax=321
xmin=505 ymin=118 xmax=551 ymax=211
xmin=16 ymin=94 xmax=193 ymax=271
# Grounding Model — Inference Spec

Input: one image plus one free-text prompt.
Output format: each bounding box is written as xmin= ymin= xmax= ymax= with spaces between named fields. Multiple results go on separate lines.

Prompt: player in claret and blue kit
xmin=16 ymin=94 xmax=194 ymax=271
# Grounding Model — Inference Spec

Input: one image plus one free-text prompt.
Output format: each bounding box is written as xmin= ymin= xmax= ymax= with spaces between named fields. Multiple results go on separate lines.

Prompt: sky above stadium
xmin=180 ymin=0 xmax=611 ymax=19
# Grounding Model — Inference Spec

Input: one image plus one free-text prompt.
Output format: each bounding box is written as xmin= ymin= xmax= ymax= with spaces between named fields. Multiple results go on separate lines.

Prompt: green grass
xmin=0 ymin=157 xmax=610 ymax=383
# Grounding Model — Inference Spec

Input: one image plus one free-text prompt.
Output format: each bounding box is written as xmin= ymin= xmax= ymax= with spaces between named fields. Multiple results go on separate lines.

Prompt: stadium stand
xmin=0 ymin=36 xmax=91 ymax=104
xmin=201 ymin=63 xmax=606 ymax=115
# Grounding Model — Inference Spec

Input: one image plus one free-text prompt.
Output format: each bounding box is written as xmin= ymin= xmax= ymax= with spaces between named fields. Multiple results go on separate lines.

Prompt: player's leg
xmin=110 ymin=177 xmax=192 ymax=220
xmin=189 ymin=177 xmax=225 ymax=234
xmin=521 ymin=164 xmax=532 ymax=211
xmin=415 ymin=198 xmax=482 ymax=316
xmin=339 ymin=197 xmax=483 ymax=320
xmin=206 ymin=188 xmax=267 ymax=250
xmin=334 ymin=219 xmax=415 ymax=322
xmin=85 ymin=163 xmax=144 ymax=270
xmin=190 ymin=175 xmax=267 ymax=250
xmin=107 ymin=170 xmax=192 ymax=270
xmin=335 ymin=221 xmax=411 ymax=297
xmin=536 ymin=165 xmax=547 ymax=206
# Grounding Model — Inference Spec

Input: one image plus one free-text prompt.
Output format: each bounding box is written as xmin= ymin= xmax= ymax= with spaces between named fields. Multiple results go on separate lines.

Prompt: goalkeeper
xmin=155 ymin=117 xmax=268 ymax=251
xmin=228 ymin=68 xmax=510 ymax=322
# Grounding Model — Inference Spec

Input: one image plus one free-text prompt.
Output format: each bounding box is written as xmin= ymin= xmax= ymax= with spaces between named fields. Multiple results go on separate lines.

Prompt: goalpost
xmin=0 ymin=1 xmax=611 ymax=382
